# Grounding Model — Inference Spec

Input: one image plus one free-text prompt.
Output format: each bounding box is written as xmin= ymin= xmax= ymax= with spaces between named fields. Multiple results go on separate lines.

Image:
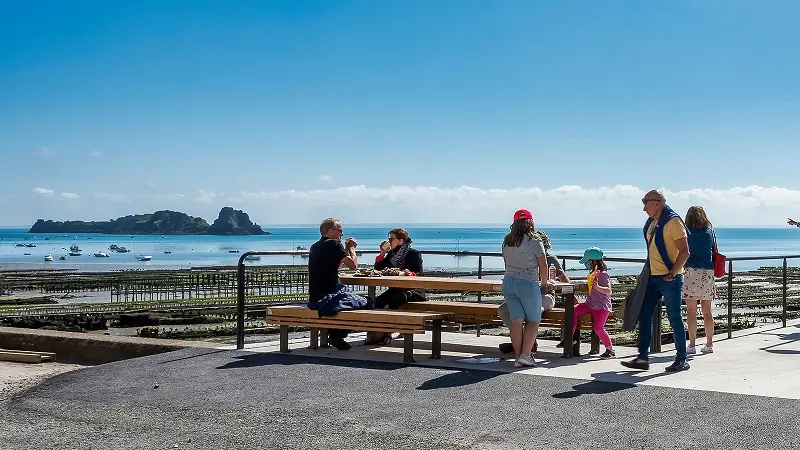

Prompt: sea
xmin=1 ymin=227 xmax=799 ymax=275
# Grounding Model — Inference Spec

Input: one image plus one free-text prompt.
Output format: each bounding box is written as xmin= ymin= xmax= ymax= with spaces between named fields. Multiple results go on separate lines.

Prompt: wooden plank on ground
xmin=0 ymin=350 xmax=54 ymax=363
xmin=0 ymin=349 xmax=56 ymax=357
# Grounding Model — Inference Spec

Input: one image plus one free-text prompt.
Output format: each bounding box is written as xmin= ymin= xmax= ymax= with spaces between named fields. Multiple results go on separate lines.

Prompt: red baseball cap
xmin=513 ymin=209 xmax=533 ymax=221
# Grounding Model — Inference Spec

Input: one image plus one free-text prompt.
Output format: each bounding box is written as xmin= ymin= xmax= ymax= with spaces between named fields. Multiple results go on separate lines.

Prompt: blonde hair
xmin=685 ymin=206 xmax=712 ymax=229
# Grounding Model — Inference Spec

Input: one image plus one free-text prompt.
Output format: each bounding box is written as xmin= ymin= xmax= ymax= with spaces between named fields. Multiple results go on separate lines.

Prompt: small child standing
xmin=575 ymin=247 xmax=615 ymax=359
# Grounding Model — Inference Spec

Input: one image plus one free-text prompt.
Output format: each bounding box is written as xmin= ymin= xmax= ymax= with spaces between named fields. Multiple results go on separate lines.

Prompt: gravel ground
xmin=0 ymin=360 xmax=86 ymax=402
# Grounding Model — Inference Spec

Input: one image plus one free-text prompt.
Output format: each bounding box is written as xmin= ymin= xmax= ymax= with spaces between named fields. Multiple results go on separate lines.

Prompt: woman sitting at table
xmin=364 ymin=228 xmax=426 ymax=345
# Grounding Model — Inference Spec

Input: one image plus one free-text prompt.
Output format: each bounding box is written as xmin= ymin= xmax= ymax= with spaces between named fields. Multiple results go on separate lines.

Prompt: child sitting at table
xmin=575 ymin=247 xmax=616 ymax=359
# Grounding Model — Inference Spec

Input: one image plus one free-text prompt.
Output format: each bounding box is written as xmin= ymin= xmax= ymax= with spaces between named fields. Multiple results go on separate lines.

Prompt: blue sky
xmin=2 ymin=1 xmax=800 ymax=226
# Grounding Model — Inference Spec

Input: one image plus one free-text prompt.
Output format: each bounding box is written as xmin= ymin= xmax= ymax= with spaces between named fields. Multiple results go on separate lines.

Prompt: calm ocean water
xmin=1 ymin=227 xmax=798 ymax=274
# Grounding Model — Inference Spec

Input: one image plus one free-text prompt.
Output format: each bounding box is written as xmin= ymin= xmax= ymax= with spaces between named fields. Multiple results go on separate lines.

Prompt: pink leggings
xmin=572 ymin=303 xmax=612 ymax=349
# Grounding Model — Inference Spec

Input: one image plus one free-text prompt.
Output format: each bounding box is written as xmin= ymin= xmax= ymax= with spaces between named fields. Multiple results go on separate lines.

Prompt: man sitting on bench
xmin=307 ymin=217 xmax=370 ymax=350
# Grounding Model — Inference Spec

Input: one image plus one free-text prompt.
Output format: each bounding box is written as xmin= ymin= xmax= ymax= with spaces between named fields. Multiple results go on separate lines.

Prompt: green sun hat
xmin=579 ymin=247 xmax=604 ymax=269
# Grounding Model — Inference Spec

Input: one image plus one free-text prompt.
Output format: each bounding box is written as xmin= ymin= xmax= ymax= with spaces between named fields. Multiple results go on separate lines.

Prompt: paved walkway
xmin=225 ymin=318 xmax=800 ymax=400
xmin=0 ymin=319 xmax=797 ymax=449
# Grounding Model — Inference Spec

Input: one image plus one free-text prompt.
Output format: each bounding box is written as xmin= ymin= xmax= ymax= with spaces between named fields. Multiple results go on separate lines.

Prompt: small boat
xmin=70 ymin=245 xmax=82 ymax=252
xmin=163 ymin=250 xmax=172 ymax=254
xmin=229 ymin=249 xmax=240 ymax=253
xmin=109 ymin=244 xmax=119 ymax=250
xmin=44 ymin=254 xmax=53 ymax=262
xmin=59 ymin=256 xmax=67 ymax=260
xmin=115 ymin=247 xmax=131 ymax=253
xmin=296 ymin=246 xmax=308 ymax=251
xmin=44 ymin=237 xmax=50 ymax=241
xmin=23 ymin=253 xmax=31 ymax=256
xmin=136 ymin=255 xmax=152 ymax=261
xmin=62 ymin=234 xmax=68 ymax=237
xmin=69 ymin=251 xmax=82 ymax=256
xmin=244 ymin=255 xmax=261 ymax=261
xmin=15 ymin=243 xmax=24 ymax=247
xmin=94 ymin=252 xmax=110 ymax=258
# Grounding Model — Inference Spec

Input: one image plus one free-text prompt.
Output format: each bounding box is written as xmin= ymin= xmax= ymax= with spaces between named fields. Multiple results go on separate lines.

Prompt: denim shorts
xmin=501 ymin=275 xmax=543 ymax=322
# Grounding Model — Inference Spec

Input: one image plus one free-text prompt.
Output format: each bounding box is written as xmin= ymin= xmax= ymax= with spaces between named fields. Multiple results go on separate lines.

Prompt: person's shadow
xmin=552 ymin=355 xmax=679 ymax=399
xmin=760 ymin=331 xmax=800 ymax=355
xmin=552 ymin=379 xmax=636 ymax=399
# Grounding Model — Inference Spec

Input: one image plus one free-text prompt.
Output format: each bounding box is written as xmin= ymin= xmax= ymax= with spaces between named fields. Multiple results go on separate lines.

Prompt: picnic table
xmin=339 ymin=274 xmax=591 ymax=357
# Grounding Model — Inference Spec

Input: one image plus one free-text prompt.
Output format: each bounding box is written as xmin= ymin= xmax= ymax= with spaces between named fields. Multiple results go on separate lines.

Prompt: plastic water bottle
xmin=549 ymin=264 xmax=557 ymax=280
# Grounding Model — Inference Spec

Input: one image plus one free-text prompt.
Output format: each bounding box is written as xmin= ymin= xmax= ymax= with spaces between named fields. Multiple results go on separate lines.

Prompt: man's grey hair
xmin=319 ymin=218 xmax=340 ymax=236
xmin=645 ymin=189 xmax=666 ymax=202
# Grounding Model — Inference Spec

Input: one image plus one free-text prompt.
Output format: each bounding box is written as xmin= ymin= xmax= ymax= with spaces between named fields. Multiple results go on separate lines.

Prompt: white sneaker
xmin=514 ymin=354 xmax=536 ymax=368
xmin=701 ymin=345 xmax=714 ymax=353
xmin=686 ymin=346 xmax=697 ymax=355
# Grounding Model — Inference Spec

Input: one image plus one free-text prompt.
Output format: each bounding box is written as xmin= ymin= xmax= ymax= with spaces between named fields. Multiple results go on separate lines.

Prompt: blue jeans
xmin=637 ymin=274 xmax=687 ymax=362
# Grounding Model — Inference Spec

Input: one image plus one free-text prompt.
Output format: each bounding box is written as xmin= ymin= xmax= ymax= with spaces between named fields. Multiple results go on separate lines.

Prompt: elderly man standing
xmin=621 ymin=190 xmax=691 ymax=372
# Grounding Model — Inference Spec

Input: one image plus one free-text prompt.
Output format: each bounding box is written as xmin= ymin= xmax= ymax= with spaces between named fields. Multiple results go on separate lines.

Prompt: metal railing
xmin=234 ymin=249 xmax=800 ymax=350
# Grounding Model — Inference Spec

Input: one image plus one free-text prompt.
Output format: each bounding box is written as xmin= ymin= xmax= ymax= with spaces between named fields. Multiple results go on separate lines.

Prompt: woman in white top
xmin=501 ymin=209 xmax=550 ymax=368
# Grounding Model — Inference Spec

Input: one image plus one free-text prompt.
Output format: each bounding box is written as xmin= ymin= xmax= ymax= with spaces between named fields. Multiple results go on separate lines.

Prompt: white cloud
xmin=88 ymin=150 xmax=103 ymax=158
xmin=318 ymin=174 xmax=334 ymax=182
xmin=32 ymin=147 xmax=53 ymax=157
xmin=96 ymin=193 xmax=129 ymax=202
xmin=59 ymin=192 xmax=80 ymax=199
xmin=228 ymin=184 xmax=800 ymax=226
xmin=194 ymin=189 xmax=220 ymax=203
xmin=32 ymin=188 xmax=54 ymax=196
xmin=14 ymin=184 xmax=800 ymax=227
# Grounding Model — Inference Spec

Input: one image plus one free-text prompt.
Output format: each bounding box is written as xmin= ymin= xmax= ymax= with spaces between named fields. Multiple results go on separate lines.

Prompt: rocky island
xmin=28 ymin=207 xmax=270 ymax=236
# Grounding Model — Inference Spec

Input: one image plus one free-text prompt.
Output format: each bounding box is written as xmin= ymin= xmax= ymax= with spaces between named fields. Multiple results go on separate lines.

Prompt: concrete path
xmin=0 ymin=320 xmax=797 ymax=449
xmin=225 ymin=318 xmax=800 ymax=400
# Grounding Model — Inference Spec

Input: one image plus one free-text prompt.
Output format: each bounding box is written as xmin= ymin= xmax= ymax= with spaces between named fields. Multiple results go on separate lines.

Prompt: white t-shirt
xmin=503 ymin=235 xmax=545 ymax=281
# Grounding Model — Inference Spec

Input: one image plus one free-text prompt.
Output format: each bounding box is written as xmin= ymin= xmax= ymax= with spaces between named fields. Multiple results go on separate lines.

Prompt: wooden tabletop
xmin=339 ymin=274 xmax=587 ymax=294
xmin=340 ymin=275 xmax=502 ymax=292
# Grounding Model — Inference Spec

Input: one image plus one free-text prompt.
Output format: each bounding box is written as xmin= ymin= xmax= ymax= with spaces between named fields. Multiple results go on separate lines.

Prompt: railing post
xmin=475 ymin=256 xmax=483 ymax=335
xmin=782 ymin=258 xmax=788 ymax=328
xmin=236 ymin=253 xmax=249 ymax=350
xmin=477 ymin=256 xmax=483 ymax=304
xmin=727 ymin=260 xmax=733 ymax=339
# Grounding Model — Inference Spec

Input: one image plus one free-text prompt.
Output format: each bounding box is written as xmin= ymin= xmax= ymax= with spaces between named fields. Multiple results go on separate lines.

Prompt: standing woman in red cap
xmin=501 ymin=209 xmax=550 ymax=368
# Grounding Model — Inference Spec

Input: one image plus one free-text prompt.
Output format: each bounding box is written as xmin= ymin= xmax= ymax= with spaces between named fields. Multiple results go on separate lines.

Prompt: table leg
xmin=320 ymin=328 xmax=329 ymax=348
xmin=562 ymin=286 xmax=575 ymax=358
xmin=279 ymin=325 xmax=290 ymax=353
xmin=430 ymin=320 xmax=442 ymax=359
xmin=309 ymin=328 xmax=319 ymax=349
xmin=403 ymin=333 xmax=415 ymax=363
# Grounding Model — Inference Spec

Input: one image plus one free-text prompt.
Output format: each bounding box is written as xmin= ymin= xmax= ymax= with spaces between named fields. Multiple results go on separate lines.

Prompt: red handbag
xmin=712 ymin=230 xmax=726 ymax=278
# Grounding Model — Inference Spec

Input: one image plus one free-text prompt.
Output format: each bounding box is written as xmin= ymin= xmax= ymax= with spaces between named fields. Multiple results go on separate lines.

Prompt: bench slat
xmin=269 ymin=319 xmax=425 ymax=334
xmin=267 ymin=305 xmax=452 ymax=326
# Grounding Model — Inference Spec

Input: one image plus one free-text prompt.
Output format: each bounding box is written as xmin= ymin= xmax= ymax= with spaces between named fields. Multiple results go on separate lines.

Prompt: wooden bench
xmin=401 ymin=301 xmax=614 ymax=354
xmin=266 ymin=305 xmax=454 ymax=363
